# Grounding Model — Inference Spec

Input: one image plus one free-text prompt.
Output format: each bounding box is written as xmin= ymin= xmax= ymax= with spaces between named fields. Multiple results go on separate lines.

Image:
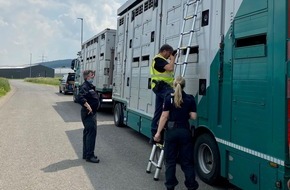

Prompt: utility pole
xmin=77 ymin=18 xmax=83 ymax=48
xmin=41 ymin=53 xmax=47 ymax=62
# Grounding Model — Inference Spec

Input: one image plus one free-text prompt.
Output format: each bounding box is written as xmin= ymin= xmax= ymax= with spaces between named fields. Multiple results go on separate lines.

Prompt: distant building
xmin=54 ymin=67 xmax=74 ymax=77
xmin=0 ymin=65 xmax=54 ymax=79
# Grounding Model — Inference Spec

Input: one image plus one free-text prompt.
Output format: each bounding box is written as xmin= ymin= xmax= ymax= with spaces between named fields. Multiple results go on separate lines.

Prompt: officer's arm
xmin=78 ymin=84 xmax=92 ymax=114
xmin=77 ymin=85 xmax=88 ymax=105
xmin=154 ymin=111 xmax=169 ymax=142
xmin=189 ymin=112 xmax=197 ymax=120
xmin=189 ymin=95 xmax=197 ymax=120
xmin=163 ymin=54 xmax=176 ymax=71
xmin=158 ymin=111 xmax=169 ymax=132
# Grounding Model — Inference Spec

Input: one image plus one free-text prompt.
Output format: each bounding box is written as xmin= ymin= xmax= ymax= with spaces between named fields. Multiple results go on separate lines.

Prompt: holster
xmin=152 ymin=80 xmax=168 ymax=92
xmin=166 ymin=121 xmax=175 ymax=130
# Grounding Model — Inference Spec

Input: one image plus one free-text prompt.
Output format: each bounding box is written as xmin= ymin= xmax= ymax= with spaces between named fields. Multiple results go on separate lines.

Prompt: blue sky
xmin=0 ymin=0 xmax=127 ymax=66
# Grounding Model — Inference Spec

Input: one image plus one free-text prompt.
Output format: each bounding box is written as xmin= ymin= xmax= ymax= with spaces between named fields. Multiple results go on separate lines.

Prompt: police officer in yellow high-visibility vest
xmin=150 ymin=44 xmax=176 ymax=142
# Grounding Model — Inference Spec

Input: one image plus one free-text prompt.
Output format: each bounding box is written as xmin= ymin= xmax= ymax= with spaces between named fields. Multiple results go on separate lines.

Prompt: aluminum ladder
xmin=175 ymin=0 xmax=201 ymax=77
xmin=146 ymin=143 xmax=164 ymax=181
xmin=146 ymin=0 xmax=201 ymax=181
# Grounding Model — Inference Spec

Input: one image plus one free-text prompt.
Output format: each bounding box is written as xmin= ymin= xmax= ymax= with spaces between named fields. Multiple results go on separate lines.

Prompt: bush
xmin=24 ymin=77 xmax=60 ymax=86
xmin=0 ymin=78 xmax=11 ymax=97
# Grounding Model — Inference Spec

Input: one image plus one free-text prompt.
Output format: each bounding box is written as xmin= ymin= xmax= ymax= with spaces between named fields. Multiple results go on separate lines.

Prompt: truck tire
xmin=95 ymin=93 xmax=101 ymax=111
xmin=73 ymin=87 xmax=78 ymax=103
xmin=73 ymin=93 xmax=77 ymax=103
xmin=114 ymin=103 xmax=123 ymax=127
xmin=194 ymin=133 xmax=220 ymax=185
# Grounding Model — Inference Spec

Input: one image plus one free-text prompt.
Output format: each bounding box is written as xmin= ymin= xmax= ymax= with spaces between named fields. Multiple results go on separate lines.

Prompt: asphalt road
xmin=0 ymin=80 xmax=235 ymax=190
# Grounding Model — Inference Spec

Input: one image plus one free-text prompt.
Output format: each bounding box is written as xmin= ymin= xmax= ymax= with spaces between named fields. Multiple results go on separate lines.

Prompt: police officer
xmin=150 ymin=44 xmax=176 ymax=142
xmin=77 ymin=70 xmax=100 ymax=163
xmin=154 ymin=76 xmax=199 ymax=190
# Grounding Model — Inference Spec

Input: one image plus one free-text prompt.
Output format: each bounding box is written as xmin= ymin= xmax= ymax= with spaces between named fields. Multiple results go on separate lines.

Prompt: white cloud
xmin=0 ymin=17 xmax=8 ymax=27
xmin=0 ymin=0 xmax=127 ymax=66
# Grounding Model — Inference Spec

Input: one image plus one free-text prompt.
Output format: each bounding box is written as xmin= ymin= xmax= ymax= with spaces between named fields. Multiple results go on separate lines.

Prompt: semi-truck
xmin=111 ymin=0 xmax=290 ymax=189
xmin=72 ymin=28 xmax=116 ymax=110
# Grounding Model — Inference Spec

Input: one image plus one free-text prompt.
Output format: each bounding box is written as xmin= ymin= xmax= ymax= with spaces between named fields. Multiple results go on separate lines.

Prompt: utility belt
xmin=166 ymin=121 xmax=190 ymax=130
xmin=152 ymin=80 xmax=171 ymax=92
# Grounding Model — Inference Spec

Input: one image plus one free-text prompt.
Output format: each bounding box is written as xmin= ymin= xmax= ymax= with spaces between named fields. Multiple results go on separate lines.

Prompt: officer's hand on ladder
xmin=153 ymin=132 xmax=162 ymax=143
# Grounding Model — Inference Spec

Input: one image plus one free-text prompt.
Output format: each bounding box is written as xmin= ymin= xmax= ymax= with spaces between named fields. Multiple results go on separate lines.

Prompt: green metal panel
xmin=234 ymin=45 xmax=266 ymax=59
xmin=140 ymin=117 xmax=151 ymax=138
xmin=234 ymin=11 xmax=268 ymax=38
xmin=126 ymin=108 xmax=153 ymax=137
xmin=219 ymin=23 xmax=233 ymax=143
xmin=228 ymin=152 xmax=260 ymax=190
xmin=211 ymin=0 xmax=289 ymax=189
xmin=196 ymin=92 xmax=209 ymax=127
xmin=237 ymin=0 xmax=268 ymax=17
xmin=127 ymin=111 xmax=140 ymax=132
xmin=259 ymin=163 xmax=278 ymax=190
xmin=271 ymin=0 xmax=288 ymax=161
xmin=216 ymin=142 xmax=228 ymax=179
xmin=233 ymin=58 xmax=268 ymax=80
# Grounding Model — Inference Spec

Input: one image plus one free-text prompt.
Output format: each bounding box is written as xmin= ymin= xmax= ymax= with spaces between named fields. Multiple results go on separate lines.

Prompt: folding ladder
xmin=175 ymin=0 xmax=201 ymax=77
xmin=146 ymin=0 xmax=201 ymax=180
xmin=146 ymin=143 xmax=164 ymax=181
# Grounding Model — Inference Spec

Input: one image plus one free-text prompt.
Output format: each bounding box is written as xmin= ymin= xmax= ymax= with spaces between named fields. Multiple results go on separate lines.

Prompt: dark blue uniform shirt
xmin=78 ymin=81 xmax=99 ymax=113
xmin=154 ymin=57 xmax=168 ymax=72
xmin=163 ymin=91 xmax=196 ymax=127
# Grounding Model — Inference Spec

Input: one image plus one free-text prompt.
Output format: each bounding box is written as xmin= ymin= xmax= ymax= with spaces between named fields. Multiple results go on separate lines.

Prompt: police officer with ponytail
xmin=150 ymin=44 xmax=176 ymax=142
xmin=154 ymin=76 xmax=199 ymax=190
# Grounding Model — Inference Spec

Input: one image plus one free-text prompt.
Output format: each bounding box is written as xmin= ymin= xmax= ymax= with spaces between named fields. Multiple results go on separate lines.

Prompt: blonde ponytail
xmin=173 ymin=76 xmax=185 ymax=108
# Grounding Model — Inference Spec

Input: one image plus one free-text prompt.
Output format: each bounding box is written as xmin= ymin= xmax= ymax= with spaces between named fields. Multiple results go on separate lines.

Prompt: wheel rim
xmin=198 ymin=143 xmax=214 ymax=174
xmin=114 ymin=106 xmax=119 ymax=123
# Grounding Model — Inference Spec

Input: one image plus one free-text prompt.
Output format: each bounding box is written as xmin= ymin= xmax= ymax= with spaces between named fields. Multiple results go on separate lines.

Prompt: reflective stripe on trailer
xmin=216 ymin=138 xmax=285 ymax=166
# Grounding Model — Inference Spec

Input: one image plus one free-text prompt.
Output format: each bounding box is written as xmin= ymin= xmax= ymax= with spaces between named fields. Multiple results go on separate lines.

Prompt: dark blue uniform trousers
xmin=81 ymin=108 xmax=97 ymax=159
xmin=151 ymin=85 xmax=173 ymax=137
xmin=164 ymin=128 xmax=198 ymax=190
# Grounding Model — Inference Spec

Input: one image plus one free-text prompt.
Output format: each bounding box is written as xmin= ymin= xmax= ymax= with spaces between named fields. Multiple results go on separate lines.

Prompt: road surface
xmin=0 ymin=80 xmax=236 ymax=190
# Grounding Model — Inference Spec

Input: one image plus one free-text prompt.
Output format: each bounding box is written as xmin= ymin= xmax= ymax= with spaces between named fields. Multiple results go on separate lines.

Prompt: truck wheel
xmin=114 ymin=103 xmax=123 ymax=127
xmin=73 ymin=87 xmax=78 ymax=103
xmin=73 ymin=94 xmax=77 ymax=103
xmin=194 ymin=133 xmax=220 ymax=185
xmin=96 ymin=93 xmax=101 ymax=111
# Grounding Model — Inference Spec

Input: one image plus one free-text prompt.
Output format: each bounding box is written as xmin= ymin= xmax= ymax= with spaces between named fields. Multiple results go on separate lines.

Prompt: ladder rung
xmin=175 ymin=62 xmax=188 ymax=65
xmin=178 ymin=46 xmax=189 ymax=50
xmin=181 ymin=30 xmax=194 ymax=35
xmin=184 ymin=14 xmax=197 ymax=20
xmin=151 ymin=161 xmax=159 ymax=167
xmin=156 ymin=143 xmax=163 ymax=148
xmin=187 ymin=0 xmax=197 ymax=6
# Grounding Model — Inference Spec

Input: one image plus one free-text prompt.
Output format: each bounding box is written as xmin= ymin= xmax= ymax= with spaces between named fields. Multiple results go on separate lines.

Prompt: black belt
xmin=167 ymin=121 xmax=189 ymax=130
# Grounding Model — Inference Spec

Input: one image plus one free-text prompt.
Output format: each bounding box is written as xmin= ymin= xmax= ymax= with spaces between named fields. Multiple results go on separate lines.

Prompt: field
xmin=24 ymin=77 xmax=61 ymax=86
xmin=0 ymin=78 xmax=11 ymax=97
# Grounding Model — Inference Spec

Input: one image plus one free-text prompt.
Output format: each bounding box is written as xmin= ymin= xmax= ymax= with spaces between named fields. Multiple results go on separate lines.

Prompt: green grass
xmin=24 ymin=77 xmax=61 ymax=86
xmin=0 ymin=78 xmax=11 ymax=97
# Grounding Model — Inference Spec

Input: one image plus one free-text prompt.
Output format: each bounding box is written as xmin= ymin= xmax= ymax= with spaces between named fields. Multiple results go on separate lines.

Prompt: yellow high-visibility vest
xmin=150 ymin=54 xmax=174 ymax=89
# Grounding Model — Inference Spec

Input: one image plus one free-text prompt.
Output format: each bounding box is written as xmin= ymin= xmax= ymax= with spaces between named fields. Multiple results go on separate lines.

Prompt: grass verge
xmin=24 ymin=77 xmax=61 ymax=86
xmin=0 ymin=78 xmax=11 ymax=97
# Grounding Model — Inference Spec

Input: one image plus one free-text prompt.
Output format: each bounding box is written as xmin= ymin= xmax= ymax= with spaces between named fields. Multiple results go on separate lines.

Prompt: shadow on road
xmin=52 ymin=101 xmax=81 ymax=122
xmin=41 ymin=159 xmax=82 ymax=173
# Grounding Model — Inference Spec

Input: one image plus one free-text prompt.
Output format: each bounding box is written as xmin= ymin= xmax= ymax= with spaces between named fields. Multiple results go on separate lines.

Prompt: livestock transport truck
xmin=72 ymin=28 xmax=116 ymax=110
xmin=111 ymin=0 xmax=290 ymax=189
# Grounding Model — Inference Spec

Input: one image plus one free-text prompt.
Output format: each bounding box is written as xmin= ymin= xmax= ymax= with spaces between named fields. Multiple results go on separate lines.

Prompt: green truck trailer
xmin=112 ymin=0 xmax=290 ymax=189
